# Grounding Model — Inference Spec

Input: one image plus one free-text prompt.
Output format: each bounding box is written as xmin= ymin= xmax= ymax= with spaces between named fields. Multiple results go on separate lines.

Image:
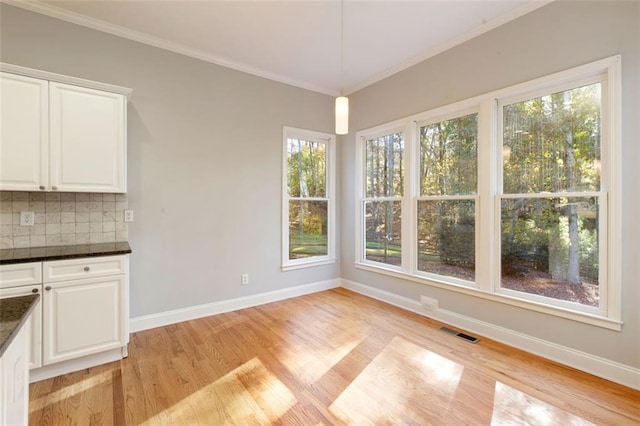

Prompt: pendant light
xmin=335 ymin=0 xmax=349 ymax=135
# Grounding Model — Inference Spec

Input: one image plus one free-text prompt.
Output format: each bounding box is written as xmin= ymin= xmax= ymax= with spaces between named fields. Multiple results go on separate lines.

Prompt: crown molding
xmin=4 ymin=0 xmax=551 ymax=97
xmin=344 ymin=0 xmax=554 ymax=95
xmin=2 ymin=0 xmax=340 ymax=96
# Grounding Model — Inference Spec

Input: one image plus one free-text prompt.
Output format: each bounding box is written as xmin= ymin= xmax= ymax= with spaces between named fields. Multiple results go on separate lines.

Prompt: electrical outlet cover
xmin=20 ymin=211 xmax=35 ymax=226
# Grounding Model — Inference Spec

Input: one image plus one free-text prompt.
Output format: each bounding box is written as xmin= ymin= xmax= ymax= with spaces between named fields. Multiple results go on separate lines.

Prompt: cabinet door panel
xmin=49 ymin=82 xmax=126 ymax=193
xmin=43 ymin=276 xmax=125 ymax=365
xmin=0 ymin=285 xmax=42 ymax=369
xmin=0 ymin=72 xmax=48 ymax=191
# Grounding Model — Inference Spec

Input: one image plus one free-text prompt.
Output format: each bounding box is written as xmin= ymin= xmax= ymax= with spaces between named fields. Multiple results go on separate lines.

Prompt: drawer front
xmin=0 ymin=262 xmax=42 ymax=288
xmin=43 ymin=255 xmax=126 ymax=283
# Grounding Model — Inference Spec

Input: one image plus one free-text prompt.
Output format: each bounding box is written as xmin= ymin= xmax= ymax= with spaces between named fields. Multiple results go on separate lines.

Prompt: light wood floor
xmin=29 ymin=288 xmax=639 ymax=425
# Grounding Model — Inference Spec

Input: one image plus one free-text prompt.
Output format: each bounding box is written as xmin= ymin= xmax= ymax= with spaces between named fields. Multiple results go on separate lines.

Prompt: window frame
xmin=282 ymin=126 xmax=336 ymax=271
xmin=414 ymin=106 xmax=481 ymax=287
xmin=354 ymin=55 xmax=622 ymax=330
xmin=356 ymin=122 xmax=409 ymax=272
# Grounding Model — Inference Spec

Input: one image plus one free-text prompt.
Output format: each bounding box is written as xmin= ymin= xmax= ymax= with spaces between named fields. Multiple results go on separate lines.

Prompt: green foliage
xmin=420 ymin=113 xmax=478 ymax=196
xmin=366 ymin=133 xmax=404 ymax=197
xmin=287 ymin=138 xmax=326 ymax=198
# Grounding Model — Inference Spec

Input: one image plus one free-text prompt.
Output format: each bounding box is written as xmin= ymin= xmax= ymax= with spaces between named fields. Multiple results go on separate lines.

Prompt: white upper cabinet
xmin=49 ymin=82 xmax=126 ymax=193
xmin=0 ymin=65 xmax=130 ymax=193
xmin=0 ymin=73 xmax=49 ymax=191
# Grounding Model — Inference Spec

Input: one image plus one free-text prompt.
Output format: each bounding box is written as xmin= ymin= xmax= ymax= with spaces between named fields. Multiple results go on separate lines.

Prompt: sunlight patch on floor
xmin=141 ymin=357 xmax=296 ymax=425
xmin=279 ymin=334 xmax=364 ymax=384
xmin=491 ymin=381 xmax=594 ymax=426
xmin=329 ymin=336 xmax=464 ymax=424
xmin=29 ymin=368 xmax=115 ymax=412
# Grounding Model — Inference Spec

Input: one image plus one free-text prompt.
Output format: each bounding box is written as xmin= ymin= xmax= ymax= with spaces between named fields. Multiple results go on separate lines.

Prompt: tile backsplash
xmin=0 ymin=191 xmax=129 ymax=249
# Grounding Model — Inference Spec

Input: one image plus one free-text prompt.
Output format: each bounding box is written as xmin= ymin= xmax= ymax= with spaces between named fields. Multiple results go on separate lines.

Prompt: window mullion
xmin=403 ymin=120 xmax=417 ymax=273
xmin=475 ymin=99 xmax=496 ymax=292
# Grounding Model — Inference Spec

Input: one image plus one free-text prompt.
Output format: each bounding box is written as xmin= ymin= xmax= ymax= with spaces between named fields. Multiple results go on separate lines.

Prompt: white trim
xmin=281 ymin=258 xmax=336 ymax=272
xmin=345 ymin=1 xmax=553 ymax=94
xmin=3 ymin=0 xmax=337 ymax=97
xmin=130 ymin=278 xmax=340 ymax=333
xmin=30 ymin=347 xmax=126 ymax=383
xmin=341 ymin=279 xmax=640 ymax=391
xmin=354 ymin=55 xmax=622 ymax=327
xmin=0 ymin=62 xmax=132 ymax=99
xmin=3 ymin=1 xmax=552 ymax=97
xmin=353 ymin=262 xmax=622 ymax=330
xmin=282 ymin=127 xmax=336 ymax=270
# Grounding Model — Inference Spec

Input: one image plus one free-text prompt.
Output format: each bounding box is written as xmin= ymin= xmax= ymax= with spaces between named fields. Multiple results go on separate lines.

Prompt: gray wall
xmin=0 ymin=4 xmax=339 ymax=317
xmin=342 ymin=1 xmax=640 ymax=367
xmin=2 ymin=1 xmax=638 ymax=369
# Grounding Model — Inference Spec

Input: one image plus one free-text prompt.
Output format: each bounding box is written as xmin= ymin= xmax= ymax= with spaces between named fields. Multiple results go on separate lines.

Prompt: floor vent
xmin=439 ymin=327 xmax=480 ymax=343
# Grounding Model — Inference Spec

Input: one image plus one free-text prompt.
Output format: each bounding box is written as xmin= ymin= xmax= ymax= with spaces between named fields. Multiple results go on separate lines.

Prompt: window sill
xmin=282 ymin=258 xmax=336 ymax=272
xmin=354 ymin=262 xmax=622 ymax=331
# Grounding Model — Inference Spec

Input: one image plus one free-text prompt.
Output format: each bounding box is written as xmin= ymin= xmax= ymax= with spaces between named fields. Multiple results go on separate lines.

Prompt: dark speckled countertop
xmin=0 ymin=294 xmax=40 ymax=357
xmin=0 ymin=241 xmax=131 ymax=265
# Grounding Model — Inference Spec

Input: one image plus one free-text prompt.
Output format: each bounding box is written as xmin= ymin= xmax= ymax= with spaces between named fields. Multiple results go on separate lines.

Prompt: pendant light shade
xmin=335 ymin=96 xmax=349 ymax=135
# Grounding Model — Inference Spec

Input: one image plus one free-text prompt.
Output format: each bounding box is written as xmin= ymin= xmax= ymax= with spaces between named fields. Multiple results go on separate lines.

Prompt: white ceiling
xmin=10 ymin=1 xmax=550 ymax=96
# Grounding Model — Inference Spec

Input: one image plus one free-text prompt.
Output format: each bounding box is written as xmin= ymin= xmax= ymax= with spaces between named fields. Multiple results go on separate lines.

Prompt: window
xmin=418 ymin=112 xmax=478 ymax=283
xmin=355 ymin=56 xmax=621 ymax=329
xmin=283 ymin=127 xmax=335 ymax=270
xmin=499 ymin=82 xmax=604 ymax=310
xmin=363 ymin=131 xmax=404 ymax=267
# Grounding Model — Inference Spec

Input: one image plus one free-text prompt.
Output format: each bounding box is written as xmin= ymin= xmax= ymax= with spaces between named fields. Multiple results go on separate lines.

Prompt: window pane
xmin=417 ymin=200 xmax=475 ymax=281
xmin=289 ymin=200 xmax=328 ymax=259
xmin=365 ymin=200 xmax=401 ymax=266
xmin=420 ymin=113 xmax=478 ymax=196
xmin=366 ymin=133 xmax=404 ymax=197
xmin=501 ymin=197 xmax=599 ymax=307
xmin=503 ymin=83 xmax=601 ymax=194
xmin=287 ymin=138 xmax=326 ymax=198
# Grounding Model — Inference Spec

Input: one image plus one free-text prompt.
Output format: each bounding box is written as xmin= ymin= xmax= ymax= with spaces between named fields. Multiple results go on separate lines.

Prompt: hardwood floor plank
xmin=29 ymin=289 xmax=640 ymax=425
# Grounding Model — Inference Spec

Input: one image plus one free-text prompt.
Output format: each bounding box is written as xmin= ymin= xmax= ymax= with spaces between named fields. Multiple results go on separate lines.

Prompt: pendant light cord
xmin=340 ymin=0 xmax=344 ymax=96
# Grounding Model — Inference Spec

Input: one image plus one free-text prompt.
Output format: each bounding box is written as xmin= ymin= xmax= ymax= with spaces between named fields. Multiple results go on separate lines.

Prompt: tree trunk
xmin=564 ymin=91 xmax=581 ymax=285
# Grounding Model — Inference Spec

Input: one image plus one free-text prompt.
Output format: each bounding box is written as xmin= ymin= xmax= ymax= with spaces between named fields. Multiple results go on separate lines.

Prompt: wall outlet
xmin=420 ymin=295 xmax=439 ymax=311
xmin=241 ymin=273 xmax=249 ymax=285
xmin=124 ymin=210 xmax=134 ymax=222
xmin=20 ymin=211 xmax=35 ymax=226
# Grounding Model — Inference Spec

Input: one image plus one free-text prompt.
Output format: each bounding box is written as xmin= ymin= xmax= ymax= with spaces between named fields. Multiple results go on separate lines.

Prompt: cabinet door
xmin=0 ymin=318 xmax=29 ymax=426
xmin=0 ymin=72 xmax=48 ymax=191
xmin=0 ymin=286 xmax=42 ymax=369
xmin=49 ymin=82 xmax=126 ymax=193
xmin=42 ymin=275 xmax=125 ymax=365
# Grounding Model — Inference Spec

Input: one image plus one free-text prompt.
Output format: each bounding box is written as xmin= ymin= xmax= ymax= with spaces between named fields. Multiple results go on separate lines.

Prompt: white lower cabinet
xmin=43 ymin=275 xmax=126 ymax=365
xmin=0 ymin=254 xmax=129 ymax=382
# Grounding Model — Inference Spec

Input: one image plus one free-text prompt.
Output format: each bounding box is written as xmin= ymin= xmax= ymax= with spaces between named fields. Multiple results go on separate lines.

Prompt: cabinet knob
xmin=51 ymin=186 xmax=58 ymax=191
xmin=39 ymin=185 xmax=46 ymax=190
xmin=32 ymin=288 xmax=39 ymax=293
xmin=45 ymin=286 xmax=52 ymax=291
xmin=84 ymin=266 xmax=90 ymax=272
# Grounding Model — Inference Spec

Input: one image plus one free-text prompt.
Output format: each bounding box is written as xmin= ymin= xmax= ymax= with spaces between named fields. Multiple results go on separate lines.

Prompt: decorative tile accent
xmin=0 ymin=192 xmax=129 ymax=248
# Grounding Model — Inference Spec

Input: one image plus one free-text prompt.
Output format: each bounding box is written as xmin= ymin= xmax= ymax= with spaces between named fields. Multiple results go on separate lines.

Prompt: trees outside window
xmin=418 ymin=113 xmax=478 ymax=281
xmin=364 ymin=132 xmax=404 ymax=267
xmin=283 ymin=127 xmax=335 ymax=270
xmin=500 ymin=83 xmax=603 ymax=307
xmin=355 ymin=56 xmax=620 ymax=327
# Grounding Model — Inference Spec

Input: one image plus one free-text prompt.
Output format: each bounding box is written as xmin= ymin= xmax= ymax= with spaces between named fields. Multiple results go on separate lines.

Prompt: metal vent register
xmin=439 ymin=326 xmax=480 ymax=344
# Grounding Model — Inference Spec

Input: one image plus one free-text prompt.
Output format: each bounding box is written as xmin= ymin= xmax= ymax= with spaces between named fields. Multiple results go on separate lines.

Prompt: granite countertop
xmin=0 ymin=294 xmax=40 ymax=358
xmin=0 ymin=242 xmax=132 ymax=265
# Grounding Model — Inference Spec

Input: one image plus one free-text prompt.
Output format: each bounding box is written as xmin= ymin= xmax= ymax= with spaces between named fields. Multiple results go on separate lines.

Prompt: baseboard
xmin=130 ymin=278 xmax=340 ymax=333
xmin=341 ymin=278 xmax=640 ymax=391
xmin=30 ymin=347 xmax=126 ymax=383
